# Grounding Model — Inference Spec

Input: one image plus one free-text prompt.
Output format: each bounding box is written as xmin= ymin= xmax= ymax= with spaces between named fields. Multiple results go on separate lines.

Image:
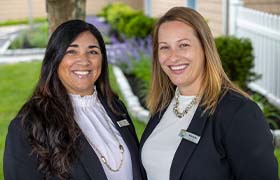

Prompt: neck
xmin=178 ymin=87 xmax=200 ymax=96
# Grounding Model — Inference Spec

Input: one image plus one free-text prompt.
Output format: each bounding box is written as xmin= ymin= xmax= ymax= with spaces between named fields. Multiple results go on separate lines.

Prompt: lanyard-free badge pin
xmin=179 ymin=129 xmax=200 ymax=144
xmin=117 ymin=119 xmax=130 ymax=127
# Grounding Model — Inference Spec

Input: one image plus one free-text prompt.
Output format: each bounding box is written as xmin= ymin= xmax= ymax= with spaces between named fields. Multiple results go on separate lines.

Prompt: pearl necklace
xmin=85 ymin=108 xmax=124 ymax=172
xmin=173 ymin=88 xmax=199 ymax=118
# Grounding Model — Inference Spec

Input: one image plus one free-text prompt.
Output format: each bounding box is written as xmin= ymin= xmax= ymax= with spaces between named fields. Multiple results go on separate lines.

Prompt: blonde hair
xmin=147 ymin=7 xmax=248 ymax=115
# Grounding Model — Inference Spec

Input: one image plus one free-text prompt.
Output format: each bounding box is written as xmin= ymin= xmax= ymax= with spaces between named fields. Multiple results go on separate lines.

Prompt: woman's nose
xmin=77 ymin=53 xmax=90 ymax=65
xmin=169 ymin=48 xmax=180 ymax=62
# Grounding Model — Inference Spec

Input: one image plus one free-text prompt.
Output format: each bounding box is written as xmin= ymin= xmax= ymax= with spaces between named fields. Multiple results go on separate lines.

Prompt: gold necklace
xmin=173 ymin=88 xmax=199 ymax=118
xmin=85 ymin=109 xmax=124 ymax=172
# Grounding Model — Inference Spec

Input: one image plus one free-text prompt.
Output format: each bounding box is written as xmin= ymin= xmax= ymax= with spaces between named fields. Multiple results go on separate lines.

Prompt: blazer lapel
xmin=170 ymin=106 xmax=210 ymax=180
xmin=78 ymin=135 xmax=108 ymax=180
xmin=98 ymin=94 xmax=142 ymax=180
xmin=139 ymin=108 xmax=167 ymax=149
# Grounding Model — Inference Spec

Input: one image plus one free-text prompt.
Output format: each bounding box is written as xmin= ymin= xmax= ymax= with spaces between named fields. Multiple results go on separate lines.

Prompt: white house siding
xmin=198 ymin=0 xmax=224 ymax=37
xmin=0 ymin=0 xmax=46 ymax=22
xmin=149 ymin=0 xmax=186 ymax=18
xmin=243 ymin=0 xmax=280 ymax=15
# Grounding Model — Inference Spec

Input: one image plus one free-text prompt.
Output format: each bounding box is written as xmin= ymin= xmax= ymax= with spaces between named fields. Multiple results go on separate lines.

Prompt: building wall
xmin=243 ymin=0 xmax=280 ymax=15
xmin=147 ymin=0 xmax=224 ymax=37
xmin=198 ymin=0 xmax=224 ymax=37
xmin=0 ymin=0 xmax=143 ymax=22
xmin=0 ymin=0 xmax=46 ymax=22
xmin=148 ymin=0 xmax=186 ymax=17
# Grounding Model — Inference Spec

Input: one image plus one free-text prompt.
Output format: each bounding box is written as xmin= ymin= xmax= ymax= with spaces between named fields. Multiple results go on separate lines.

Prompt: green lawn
xmin=0 ymin=61 xmax=146 ymax=179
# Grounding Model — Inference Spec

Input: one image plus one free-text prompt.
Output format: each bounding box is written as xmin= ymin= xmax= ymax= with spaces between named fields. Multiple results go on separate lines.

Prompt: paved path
xmin=0 ymin=25 xmax=28 ymax=53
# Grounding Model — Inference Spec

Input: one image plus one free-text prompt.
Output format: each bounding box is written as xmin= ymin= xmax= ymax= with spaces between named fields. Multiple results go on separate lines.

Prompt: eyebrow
xmin=68 ymin=44 xmax=100 ymax=49
xmin=178 ymin=38 xmax=191 ymax=42
xmin=158 ymin=38 xmax=191 ymax=44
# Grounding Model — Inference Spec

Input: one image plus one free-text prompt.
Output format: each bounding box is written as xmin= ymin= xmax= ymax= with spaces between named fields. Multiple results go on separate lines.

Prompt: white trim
xmin=112 ymin=65 xmax=149 ymax=123
xmin=249 ymin=82 xmax=280 ymax=108
xmin=237 ymin=19 xmax=280 ymax=40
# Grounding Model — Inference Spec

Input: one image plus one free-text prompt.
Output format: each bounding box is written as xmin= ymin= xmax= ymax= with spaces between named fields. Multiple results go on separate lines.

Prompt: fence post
xmin=229 ymin=0 xmax=243 ymax=35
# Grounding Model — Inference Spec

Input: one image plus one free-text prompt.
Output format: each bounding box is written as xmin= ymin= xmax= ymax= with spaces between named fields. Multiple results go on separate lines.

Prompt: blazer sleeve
xmin=4 ymin=118 xmax=42 ymax=180
xmin=223 ymin=100 xmax=278 ymax=180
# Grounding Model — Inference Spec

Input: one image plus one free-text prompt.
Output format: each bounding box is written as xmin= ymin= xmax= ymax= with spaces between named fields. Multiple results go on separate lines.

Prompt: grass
xmin=0 ymin=17 xmax=47 ymax=27
xmin=0 ymin=60 xmax=42 ymax=179
xmin=275 ymin=149 xmax=280 ymax=178
xmin=0 ymin=61 xmax=146 ymax=179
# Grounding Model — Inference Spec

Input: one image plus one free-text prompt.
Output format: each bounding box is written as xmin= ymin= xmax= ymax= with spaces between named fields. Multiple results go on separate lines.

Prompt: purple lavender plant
xmin=86 ymin=15 xmax=152 ymax=69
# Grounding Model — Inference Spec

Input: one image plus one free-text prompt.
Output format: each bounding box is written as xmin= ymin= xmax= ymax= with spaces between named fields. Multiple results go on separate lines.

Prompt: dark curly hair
xmin=17 ymin=19 xmax=116 ymax=179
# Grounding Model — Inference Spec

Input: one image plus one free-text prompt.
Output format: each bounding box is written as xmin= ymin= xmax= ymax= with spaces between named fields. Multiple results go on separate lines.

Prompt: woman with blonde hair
xmin=140 ymin=7 xmax=278 ymax=180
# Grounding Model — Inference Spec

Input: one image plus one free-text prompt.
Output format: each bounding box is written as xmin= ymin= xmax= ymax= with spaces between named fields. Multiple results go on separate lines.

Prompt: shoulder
xmin=7 ymin=117 xmax=25 ymax=137
xmin=213 ymin=90 xmax=266 ymax=130
xmin=5 ymin=116 xmax=29 ymax=148
xmin=216 ymin=90 xmax=260 ymax=116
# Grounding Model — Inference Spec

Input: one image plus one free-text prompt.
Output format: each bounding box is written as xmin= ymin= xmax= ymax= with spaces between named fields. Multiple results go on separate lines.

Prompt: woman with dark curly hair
xmin=4 ymin=19 xmax=144 ymax=180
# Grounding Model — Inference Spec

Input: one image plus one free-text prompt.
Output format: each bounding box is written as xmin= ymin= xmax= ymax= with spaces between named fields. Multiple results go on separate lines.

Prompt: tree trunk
xmin=46 ymin=0 xmax=86 ymax=34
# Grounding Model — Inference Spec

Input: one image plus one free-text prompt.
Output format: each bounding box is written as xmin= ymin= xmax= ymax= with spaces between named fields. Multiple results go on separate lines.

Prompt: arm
xmin=224 ymin=100 xmax=278 ymax=180
xmin=4 ymin=118 xmax=42 ymax=180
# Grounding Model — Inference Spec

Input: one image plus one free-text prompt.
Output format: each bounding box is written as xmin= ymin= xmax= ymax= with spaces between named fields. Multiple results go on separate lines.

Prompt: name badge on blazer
xmin=179 ymin=129 xmax=200 ymax=144
xmin=117 ymin=119 xmax=130 ymax=127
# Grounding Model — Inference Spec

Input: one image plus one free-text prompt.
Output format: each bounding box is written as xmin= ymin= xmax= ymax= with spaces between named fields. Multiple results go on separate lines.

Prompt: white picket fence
xmin=231 ymin=5 xmax=280 ymax=108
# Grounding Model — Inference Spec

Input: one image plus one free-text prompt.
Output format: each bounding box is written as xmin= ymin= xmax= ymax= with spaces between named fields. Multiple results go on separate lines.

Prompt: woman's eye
xmin=180 ymin=43 xmax=189 ymax=48
xmin=159 ymin=46 xmax=169 ymax=50
xmin=65 ymin=49 xmax=76 ymax=55
xmin=88 ymin=50 xmax=99 ymax=55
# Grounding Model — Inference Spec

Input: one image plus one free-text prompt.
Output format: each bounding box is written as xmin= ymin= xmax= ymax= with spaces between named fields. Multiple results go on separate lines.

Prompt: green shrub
xmin=99 ymin=2 xmax=154 ymax=39
xmin=251 ymin=92 xmax=280 ymax=129
xmin=97 ymin=3 xmax=114 ymax=20
xmin=9 ymin=23 xmax=48 ymax=49
xmin=115 ymin=11 xmax=142 ymax=34
xmin=215 ymin=36 xmax=260 ymax=89
xmin=28 ymin=23 xmax=48 ymax=48
xmin=124 ymin=14 xmax=155 ymax=38
xmin=105 ymin=3 xmax=137 ymax=29
xmin=9 ymin=33 xmax=26 ymax=49
xmin=128 ymin=56 xmax=151 ymax=103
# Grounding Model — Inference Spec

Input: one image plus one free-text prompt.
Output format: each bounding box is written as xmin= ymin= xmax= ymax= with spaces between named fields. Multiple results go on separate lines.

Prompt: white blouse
xmin=69 ymin=90 xmax=133 ymax=180
xmin=141 ymin=94 xmax=198 ymax=180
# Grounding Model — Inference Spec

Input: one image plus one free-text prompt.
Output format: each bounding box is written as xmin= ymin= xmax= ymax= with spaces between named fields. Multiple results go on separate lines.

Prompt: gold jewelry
xmin=85 ymin=110 xmax=124 ymax=172
xmin=173 ymin=88 xmax=198 ymax=118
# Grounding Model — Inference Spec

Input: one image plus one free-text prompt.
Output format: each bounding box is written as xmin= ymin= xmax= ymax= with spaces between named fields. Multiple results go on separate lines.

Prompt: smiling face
xmin=157 ymin=20 xmax=205 ymax=95
xmin=58 ymin=31 xmax=102 ymax=96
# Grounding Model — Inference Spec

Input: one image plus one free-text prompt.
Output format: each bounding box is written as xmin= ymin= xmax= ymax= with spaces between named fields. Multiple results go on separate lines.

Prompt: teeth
xmin=74 ymin=71 xmax=90 ymax=75
xmin=170 ymin=65 xmax=187 ymax=71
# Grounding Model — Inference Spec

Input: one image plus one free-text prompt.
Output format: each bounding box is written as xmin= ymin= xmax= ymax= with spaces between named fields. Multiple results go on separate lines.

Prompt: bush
xmin=124 ymin=15 xmax=155 ymax=38
xmin=99 ymin=2 xmax=155 ymax=39
xmin=9 ymin=23 xmax=48 ymax=49
xmin=126 ymin=56 xmax=151 ymax=107
xmin=105 ymin=3 xmax=138 ymax=29
xmin=215 ymin=36 xmax=260 ymax=89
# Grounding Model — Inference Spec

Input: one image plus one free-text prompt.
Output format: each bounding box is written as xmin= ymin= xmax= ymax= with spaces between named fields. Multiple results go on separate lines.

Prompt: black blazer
xmin=4 ymin=93 xmax=145 ymax=180
xmin=140 ymin=90 xmax=278 ymax=180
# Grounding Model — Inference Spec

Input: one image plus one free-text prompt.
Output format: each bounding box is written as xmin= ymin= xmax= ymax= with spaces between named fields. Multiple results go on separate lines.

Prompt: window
xmin=145 ymin=0 xmax=151 ymax=16
xmin=187 ymin=0 xmax=197 ymax=9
